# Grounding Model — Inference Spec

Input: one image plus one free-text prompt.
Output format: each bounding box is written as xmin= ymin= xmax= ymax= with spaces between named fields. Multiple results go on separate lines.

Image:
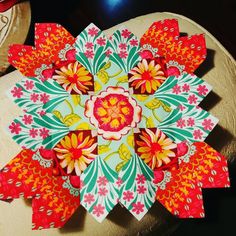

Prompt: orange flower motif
xmin=129 ymin=59 xmax=166 ymax=94
xmin=53 ymin=61 xmax=93 ymax=94
xmin=54 ymin=131 xmax=97 ymax=175
xmin=85 ymin=86 xmax=142 ymax=140
xmin=135 ymin=128 xmax=177 ymax=169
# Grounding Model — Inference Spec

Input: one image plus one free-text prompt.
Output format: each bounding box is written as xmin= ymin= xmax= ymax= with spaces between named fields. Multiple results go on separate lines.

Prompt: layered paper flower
xmin=0 ymin=19 xmax=230 ymax=229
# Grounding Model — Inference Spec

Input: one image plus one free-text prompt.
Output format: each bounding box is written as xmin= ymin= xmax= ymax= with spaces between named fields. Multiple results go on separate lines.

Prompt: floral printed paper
xmin=0 ymin=19 xmax=230 ymax=230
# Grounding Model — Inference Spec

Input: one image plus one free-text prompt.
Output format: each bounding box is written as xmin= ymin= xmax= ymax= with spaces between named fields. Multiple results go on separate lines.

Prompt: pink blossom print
xmin=97 ymin=37 xmax=106 ymax=46
xmin=29 ymin=128 xmax=38 ymax=138
xmin=105 ymin=49 xmax=112 ymax=57
xmin=119 ymin=43 xmax=127 ymax=50
xmin=85 ymin=42 xmax=94 ymax=49
xmin=136 ymin=174 xmax=146 ymax=184
xmin=24 ymin=80 xmax=34 ymax=90
xmin=119 ymin=50 xmax=128 ymax=58
xmin=88 ymin=27 xmax=99 ymax=36
xmin=178 ymin=104 xmax=186 ymax=111
xmin=182 ymin=83 xmax=190 ymax=92
xmin=93 ymin=204 xmax=105 ymax=217
xmin=116 ymin=177 xmax=123 ymax=187
xmin=130 ymin=39 xmax=138 ymax=46
xmin=177 ymin=118 xmax=186 ymax=128
xmin=40 ymin=93 xmax=49 ymax=104
xmin=22 ymin=114 xmax=33 ymax=125
xmin=98 ymin=187 xmax=108 ymax=196
xmin=137 ymin=185 xmax=147 ymax=194
xmin=187 ymin=117 xmax=195 ymax=127
xmin=193 ymin=129 xmax=203 ymax=140
xmin=38 ymin=110 xmax=46 ymax=116
xmin=9 ymin=122 xmax=21 ymax=134
xmin=197 ymin=85 xmax=208 ymax=96
xmin=121 ymin=29 xmax=131 ymax=38
xmin=39 ymin=128 xmax=49 ymax=139
xmin=30 ymin=93 xmax=39 ymax=103
xmin=123 ymin=191 xmax=134 ymax=202
xmin=172 ymin=84 xmax=181 ymax=94
xmin=97 ymin=176 xmax=108 ymax=186
xmin=188 ymin=94 xmax=197 ymax=104
xmin=84 ymin=193 xmax=95 ymax=205
xmin=11 ymin=87 xmax=23 ymax=98
xmin=132 ymin=202 xmax=144 ymax=214
xmin=84 ymin=50 xmax=94 ymax=59
xmin=202 ymin=118 xmax=214 ymax=130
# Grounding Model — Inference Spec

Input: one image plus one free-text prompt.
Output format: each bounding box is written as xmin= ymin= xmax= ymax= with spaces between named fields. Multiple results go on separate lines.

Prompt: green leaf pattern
xmin=155 ymin=74 xmax=212 ymax=108
xmin=109 ymin=27 xmax=141 ymax=73
xmin=76 ymin=23 xmax=110 ymax=75
xmin=8 ymin=77 xmax=69 ymax=113
xmin=119 ymin=154 xmax=157 ymax=220
xmin=80 ymin=156 xmax=119 ymax=222
xmin=9 ymin=113 xmax=69 ymax=150
xmin=158 ymin=105 xmax=218 ymax=143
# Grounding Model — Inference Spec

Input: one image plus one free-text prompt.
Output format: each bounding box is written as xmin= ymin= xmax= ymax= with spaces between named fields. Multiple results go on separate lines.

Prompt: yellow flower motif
xmin=136 ymin=128 xmax=176 ymax=169
xmin=129 ymin=59 xmax=166 ymax=94
xmin=53 ymin=61 xmax=93 ymax=94
xmin=54 ymin=131 xmax=97 ymax=175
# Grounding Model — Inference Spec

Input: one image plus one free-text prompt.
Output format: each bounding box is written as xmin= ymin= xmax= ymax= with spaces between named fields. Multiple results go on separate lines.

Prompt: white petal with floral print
xmin=76 ymin=23 xmax=111 ymax=75
xmin=119 ymin=154 xmax=157 ymax=220
xmin=80 ymin=156 xmax=119 ymax=222
xmin=109 ymin=26 xmax=141 ymax=73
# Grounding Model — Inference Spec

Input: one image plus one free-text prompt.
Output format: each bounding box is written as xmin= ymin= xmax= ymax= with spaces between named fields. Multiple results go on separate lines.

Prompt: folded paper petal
xmin=119 ymin=154 xmax=157 ymax=220
xmin=156 ymin=142 xmax=230 ymax=218
xmin=140 ymin=19 xmax=206 ymax=75
xmin=177 ymin=142 xmax=230 ymax=188
xmin=32 ymin=176 xmax=80 ymax=230
xmin=76 ymin=23 xmax=110 ymax=75
xmin=8 ymin=23 xmax=75 ymax=77
xmin=155 ymin=74 xmax=212 ymax=107
xmin=158 ymin=105 xmax=218 ymax=143
xmin=109 ymin=27 xmax=141 ymax=73
xmin=0 ymin=150 xmax=80 ymax=229
xmin=34 ymin=23 xmax=75 ymax=63
xmin=0 ymin=150 xmax=44 ymax=199
xmin=8 ymin=113 xmax=69 ymax=150
xmin=8 ymin=45 xmax=52 ymax=77
xmin=80 ymin=156 xmax=119 ymax=222
xmin=8 ymin=76 xmax=69 ymax=113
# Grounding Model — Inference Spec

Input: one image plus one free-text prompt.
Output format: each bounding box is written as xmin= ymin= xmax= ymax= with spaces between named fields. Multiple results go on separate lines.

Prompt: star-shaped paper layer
xmin=0 ymin=19 xmax=230 ymax=230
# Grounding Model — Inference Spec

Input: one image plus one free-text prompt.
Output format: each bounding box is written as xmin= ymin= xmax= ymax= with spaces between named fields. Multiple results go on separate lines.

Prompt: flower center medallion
xmin=85 ymin=86 xmax=142 ymax=140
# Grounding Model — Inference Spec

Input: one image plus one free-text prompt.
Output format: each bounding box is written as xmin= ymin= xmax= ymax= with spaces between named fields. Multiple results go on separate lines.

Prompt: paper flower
xmin=0 ymin=19 xmax=230 ymax=230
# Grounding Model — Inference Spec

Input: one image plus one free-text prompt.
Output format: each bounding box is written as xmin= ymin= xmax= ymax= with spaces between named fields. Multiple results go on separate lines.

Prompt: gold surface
xmin=0 ymin=1 xmax=31 ymax=74
xmin=0 ymin=12 xmax=235 ymax=236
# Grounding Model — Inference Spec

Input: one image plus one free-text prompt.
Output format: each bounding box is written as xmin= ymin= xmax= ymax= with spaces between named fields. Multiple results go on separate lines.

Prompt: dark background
xmin=28 ymin=1 xmax=236 ymax=235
